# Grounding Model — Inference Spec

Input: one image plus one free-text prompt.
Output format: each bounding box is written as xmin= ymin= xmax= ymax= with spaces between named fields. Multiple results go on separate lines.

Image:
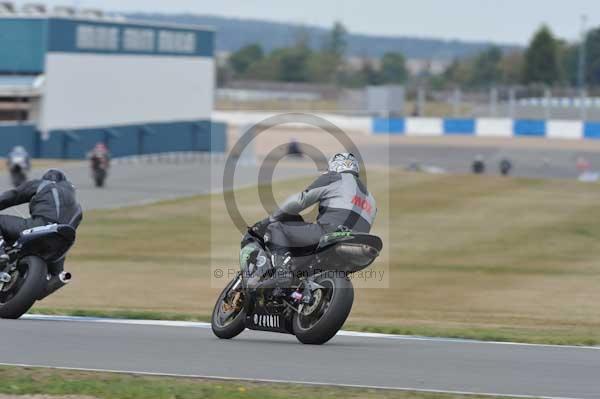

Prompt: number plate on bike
xmin=247 ymin=312 xmax=288 ymax=333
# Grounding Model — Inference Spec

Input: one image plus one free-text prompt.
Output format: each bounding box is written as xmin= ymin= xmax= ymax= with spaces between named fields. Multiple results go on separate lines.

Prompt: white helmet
xmin=328 ymin=153 xmax=360 ymax=174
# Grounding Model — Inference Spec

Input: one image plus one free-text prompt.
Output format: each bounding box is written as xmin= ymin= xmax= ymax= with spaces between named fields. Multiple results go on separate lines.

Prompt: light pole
xmin=578 ymin=14 xmax=588 ymax=120
xmin=578 ymin=15 xmax=588 ymax=91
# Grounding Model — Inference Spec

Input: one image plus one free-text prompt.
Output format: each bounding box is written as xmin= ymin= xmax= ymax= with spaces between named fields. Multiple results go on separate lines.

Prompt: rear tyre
xmin=0 ymin=256 xmax=47 ymax=319
xmin=293 ymin=274 xmax=354 ymax=345
xmin=211 ymin=275 xmax=246 ymax=339
xmin=94 ymin=170 xmax=106 ymax=187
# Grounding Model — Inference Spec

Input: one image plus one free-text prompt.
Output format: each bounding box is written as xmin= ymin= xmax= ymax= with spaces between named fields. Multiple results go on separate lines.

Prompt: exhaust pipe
xmin=38 ymin=271 xmax=71 ymax=300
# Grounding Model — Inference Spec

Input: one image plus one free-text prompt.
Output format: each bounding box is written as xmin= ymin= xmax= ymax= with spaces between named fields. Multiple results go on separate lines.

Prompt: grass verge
xmin=31 ymin=170 xmax=600 ymax=346
xmin=0 ymin=366 xmax=516 ymax=399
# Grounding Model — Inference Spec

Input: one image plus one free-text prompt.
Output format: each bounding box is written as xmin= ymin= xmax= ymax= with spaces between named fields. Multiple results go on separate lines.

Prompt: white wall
xmin=405 ymin=117 xmax=443 ymax=136
xmin=546 ymin=120 xmax=583 ymax=140
xmin=475 ymin=118 xmax=512 ymax=137
xmin=211 ymin=111 xmax=371 ymax=132
xmin=39 ymin=53 xmax=214 ymax=131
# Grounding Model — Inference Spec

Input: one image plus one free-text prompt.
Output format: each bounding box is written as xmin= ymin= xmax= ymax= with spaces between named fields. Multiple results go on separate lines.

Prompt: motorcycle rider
xmin=7 ymin=146 xmax=31 ymax=170
xmin=472 ymin=155 xmax=485 ymax=174
xmin=248 ymin=153 xmax=377 ymax=288
xmin=0 ymin=169 xmax=82 ymax=266
xmin=89 ymin=142 xmax=110 ymax=169
xmin=7 ymin=146 xmax=31 ymax=187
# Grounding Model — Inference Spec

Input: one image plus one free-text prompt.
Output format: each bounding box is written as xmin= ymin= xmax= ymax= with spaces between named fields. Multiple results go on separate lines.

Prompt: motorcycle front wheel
xmin=293 ymin=274 xmax=354 ymax=345
xmin=211 ymin=274 xmax=246 ymax=339
xmin=0 ymin=256 xmax=47 ymax=319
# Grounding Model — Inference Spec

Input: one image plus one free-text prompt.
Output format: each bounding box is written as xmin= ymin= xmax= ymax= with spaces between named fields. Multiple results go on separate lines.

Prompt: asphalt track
xmin=1 ymin=156 xmax=316 ymax=212
xmin=377 ymin=142 xmax=600 ymax=179
xmin=0 ymin=316 xmax=596 ymax=399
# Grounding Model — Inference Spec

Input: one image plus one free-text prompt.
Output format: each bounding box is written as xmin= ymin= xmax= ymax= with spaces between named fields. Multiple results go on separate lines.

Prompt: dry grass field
xmin=35 ymin=170 xmax=600 ymax=345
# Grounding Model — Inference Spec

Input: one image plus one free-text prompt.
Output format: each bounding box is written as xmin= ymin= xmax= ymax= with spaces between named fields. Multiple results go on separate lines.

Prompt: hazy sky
xmin=13 ymin=0 xmax=600 ymax=44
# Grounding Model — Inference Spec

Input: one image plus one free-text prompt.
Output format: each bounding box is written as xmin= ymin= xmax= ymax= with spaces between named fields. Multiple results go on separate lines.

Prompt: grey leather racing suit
xmin=266 ymin=171 xmax=377 ymax=252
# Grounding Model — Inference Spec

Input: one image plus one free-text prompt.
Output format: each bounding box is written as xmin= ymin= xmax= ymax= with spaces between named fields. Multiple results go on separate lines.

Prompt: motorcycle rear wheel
xmin=211 ymin=275 xmax=246 ymax=339
xmin=293 ymin=274 xmax=354 ymax=345
xmin=0 ymin=256 xmax=47 ymax=319
xmin=94 ymin=170 xmax=107 ymax=187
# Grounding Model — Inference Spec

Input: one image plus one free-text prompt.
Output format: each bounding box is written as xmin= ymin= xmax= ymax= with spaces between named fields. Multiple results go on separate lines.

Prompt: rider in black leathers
xmin=246 ymin=153 xmax=377 ymax=288
xmin=0 ymin=169 xmax=82 ymax=265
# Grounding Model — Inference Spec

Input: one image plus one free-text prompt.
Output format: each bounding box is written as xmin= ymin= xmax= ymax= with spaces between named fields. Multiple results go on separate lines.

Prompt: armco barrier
xmin=0 ymin=120 xmax=227 ymax=159
xmin=372 ymin=117 xmax=600 ymax=140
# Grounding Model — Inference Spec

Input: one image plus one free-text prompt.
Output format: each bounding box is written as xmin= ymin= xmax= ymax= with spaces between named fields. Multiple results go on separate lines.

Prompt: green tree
xmin=311 ymin=21 xmax=349 ymax=85
xmin=228 ymin=43 xmax=264 ymax=76
xmin=380 ymin=52 xmax=408 ymax=84
xmin=523 ymin=26 xmax=561 ymax=85
xmin=470 ymin=46 xmax=502 ymax=86
xmin=278 ymin=48 xmax=311 ymax=82
xmin=585 ymin=27 xmax=600 ymax=86
xmin=558 ymin=41 xmax=579 ymax=86
xmin=324 ymin=21 xmax=347 ymax=59
xmin=440 ymin=59 xmax=472 ymax=87
xmin=307 ymin=52 xmax=339 ymax=83
xmin=360 ymin=59 xmax=383 ymax=86
xmin=273 ymin=38 xmax=312 ymax=82
xmin=499 ymin=51 xmax=525 ymax=85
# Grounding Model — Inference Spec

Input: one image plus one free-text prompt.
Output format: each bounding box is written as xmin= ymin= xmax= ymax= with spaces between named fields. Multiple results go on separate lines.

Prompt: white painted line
xmin=0 ymin=362 xmax=582 ymax=399
xmin=23 ymin=314 xmax=600 ymax=350
xmin=24 ymin=314 xmax=212 ymax=328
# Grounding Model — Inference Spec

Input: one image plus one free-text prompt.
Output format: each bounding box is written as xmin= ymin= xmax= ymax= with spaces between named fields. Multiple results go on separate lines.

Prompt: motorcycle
xmin=90 ymin=156 xmax=109 ymax=188
xmin=0 ymin=224 xmax=76 ymax=319
xmin=8 ymin=155 xmax=29 ymax=187
xmin=211 ymin=216 xmax=383 ymax=345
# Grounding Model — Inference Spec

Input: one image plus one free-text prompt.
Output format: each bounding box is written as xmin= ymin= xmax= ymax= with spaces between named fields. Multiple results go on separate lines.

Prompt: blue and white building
xmin=0 ymin=7 xmax=225 ymax=158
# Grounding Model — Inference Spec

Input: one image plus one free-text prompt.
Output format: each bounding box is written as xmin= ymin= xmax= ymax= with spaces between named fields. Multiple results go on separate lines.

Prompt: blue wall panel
xmin=443 ymin=118 xmax=475 ymax=135
xmin=210 ymin=122 xmax=227 ymax=152
xmin=584 ymin=122 xmax=600 ymax=139
xmin=0 ymin=124 xmax=38 ymax=156
xmin=2 ymin=120 xmax=226 ymax=160
xmin=514 ymin=120 xmax=546 ymax=137
xmin=372 ymin=117 xmax=405 ymax=134
xmin=0 ymin=19 xmax=47 ymax=73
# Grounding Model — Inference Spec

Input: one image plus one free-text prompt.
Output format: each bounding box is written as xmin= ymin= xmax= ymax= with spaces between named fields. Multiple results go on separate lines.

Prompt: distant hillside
xmin=124 ymin=13 xmax=520 ymax=60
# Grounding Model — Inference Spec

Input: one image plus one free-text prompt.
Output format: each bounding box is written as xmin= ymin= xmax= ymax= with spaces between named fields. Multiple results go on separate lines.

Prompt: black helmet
xmin=42 ymin=169 xmax=67 ymax=182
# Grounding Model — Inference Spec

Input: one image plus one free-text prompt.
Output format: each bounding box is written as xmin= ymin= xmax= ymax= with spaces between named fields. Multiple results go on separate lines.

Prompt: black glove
xmin=251 ymin=217 xmax=272 ymax=238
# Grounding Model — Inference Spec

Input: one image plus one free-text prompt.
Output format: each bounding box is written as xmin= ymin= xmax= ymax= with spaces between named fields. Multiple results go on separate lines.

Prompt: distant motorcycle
xmin=7 ymin=153 xmax=30 ymax=187
xmin=472 ymin=159 xmax=485 ymax=174
xmin=499 ymin=159 xmax=512 ymax=176
xmin=0 ymin=224 xmax=77 ymax=319
xmin=90 ymin=155 xmax=109 ymax=188
xmin=211 ymin=215 xmax=383 ymax=345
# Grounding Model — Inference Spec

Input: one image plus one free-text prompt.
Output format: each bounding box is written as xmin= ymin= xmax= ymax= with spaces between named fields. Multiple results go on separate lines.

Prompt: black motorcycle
xmin=8 ymin=158 xmax=29 ymax=188
xmin=90 ymin=156 xmax=109 ymax=188
xmin=0 ymin=224 xmax=76 ymax=319
xmin=211 ymin=218 xmax=383 ymax=345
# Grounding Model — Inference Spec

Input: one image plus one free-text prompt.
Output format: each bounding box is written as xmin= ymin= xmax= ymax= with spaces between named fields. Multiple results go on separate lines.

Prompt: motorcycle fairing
xmin=16 ymin=224 xmax=76 ymax=263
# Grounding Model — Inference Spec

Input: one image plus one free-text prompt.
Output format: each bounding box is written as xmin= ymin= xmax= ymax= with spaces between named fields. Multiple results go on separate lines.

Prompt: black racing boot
xmin=0 ymin=239 xmax=9 ymax=266
xmin=256 ymin=252 xmax=294 ymax=292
